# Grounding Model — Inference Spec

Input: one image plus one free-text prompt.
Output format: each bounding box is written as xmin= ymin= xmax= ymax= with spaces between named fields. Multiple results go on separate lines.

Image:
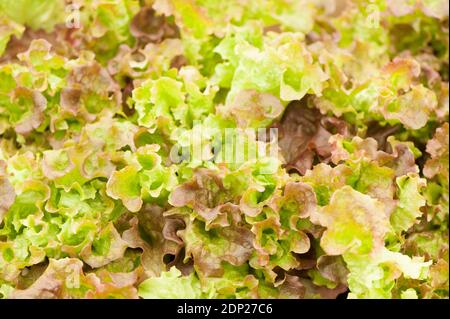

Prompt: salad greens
xmin=0 ymin=0 xmax=448 ymax=299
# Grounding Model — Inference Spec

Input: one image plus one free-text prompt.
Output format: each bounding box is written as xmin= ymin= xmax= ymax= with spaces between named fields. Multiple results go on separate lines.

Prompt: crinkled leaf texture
xmin=0 ymin=0 xmax=448 ymax=299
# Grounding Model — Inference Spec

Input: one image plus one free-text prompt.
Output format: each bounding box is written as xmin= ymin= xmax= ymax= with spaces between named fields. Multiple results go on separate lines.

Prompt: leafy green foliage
xmin=0 ymin=0 xmax=448 ymax=299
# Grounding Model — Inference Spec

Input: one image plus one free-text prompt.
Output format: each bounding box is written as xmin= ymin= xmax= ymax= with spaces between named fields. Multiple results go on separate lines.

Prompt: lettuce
xmin=0 ymin=0 xmax=448 ymax=299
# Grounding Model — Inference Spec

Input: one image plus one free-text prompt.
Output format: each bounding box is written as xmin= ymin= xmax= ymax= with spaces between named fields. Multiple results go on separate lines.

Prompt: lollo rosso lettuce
xmin=0 ymin=0 xmax=448 ymax=299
